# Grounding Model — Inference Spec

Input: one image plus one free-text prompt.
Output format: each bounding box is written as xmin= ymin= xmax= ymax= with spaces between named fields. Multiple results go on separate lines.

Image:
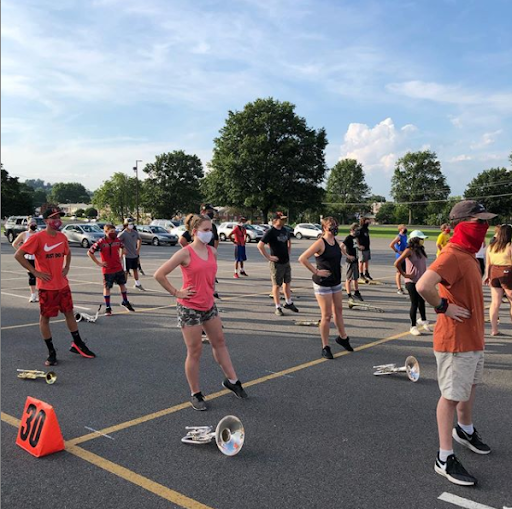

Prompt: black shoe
xmin=121 ymin=301 xmax=135 ymax=312
xmin=275 ymin=307 xmax=284 ymax=316
xmin=191 ymin=392 xmax=207 ymax=411
xmin=45 ymin=350 xmax=58 ymax=366
xmin=452 ymin=425 xmax=491 ymax=455
xmin=354 ymin=291 xmax=364 ymax=302
xmin=70 ymin=341 xmax=96 ymax=358
xmin=365 ymin=273 xmax=373 ymax=281
xmin=434 ymin=454 xmax=477 ymax=486
xmin=335 ymin=336 xmax=354 ymax=352
xmin=222 ymin=379 xmax=248 ymax=399
xmin=322 ymin=346 xmax=334 ymax=359
xmin=105 ymin=306 xmax=112 ymax=316
xmin=213 ymin=291 xmax=221 ymax=300
xmin=284 ymin=302 xmax=299 ymax=313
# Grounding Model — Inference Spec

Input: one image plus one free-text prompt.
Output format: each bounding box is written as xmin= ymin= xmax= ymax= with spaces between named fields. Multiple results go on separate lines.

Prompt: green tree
xmin=391 ymin=150 xmax=450 ymax=224
xmin=464 ymin=167 xmax=512 ymax=224
xmin=49 ymin=182 xmax=90 ymax=204
xmin=205 ymin=98 xmax=328 ymax=221
xmin=368 ymin=194 xmax=386 ymax=203
xmin=84 ymin=207 xmax=98 ymax=218
xmin=375 ymin=203 xmax=396 ymax=224
xmin=325 ymin=159 xmax=370 ymax=223
xmin=93 ymin=173 xmax=137 ymax=222
xmin=1 ymin=166 xmax=33 ymax=217
xmin=143 ymin=151 xmax=204 ymax=218
xmin=75 ymin=208 xmax=85 ymax=218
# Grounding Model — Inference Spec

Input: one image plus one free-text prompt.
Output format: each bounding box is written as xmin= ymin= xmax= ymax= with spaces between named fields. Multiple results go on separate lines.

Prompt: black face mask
xmin=329 ymin=227 xmax=339 ymax=236
xmin=29 ymin=225 xmax=37 ymax=231
xmin=206 ymin=211 xmax=214 ymax=219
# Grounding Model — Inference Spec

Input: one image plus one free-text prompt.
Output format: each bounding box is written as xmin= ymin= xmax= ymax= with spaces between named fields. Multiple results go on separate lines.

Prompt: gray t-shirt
xmin=118 ymin=228 xmax=141 ymax=258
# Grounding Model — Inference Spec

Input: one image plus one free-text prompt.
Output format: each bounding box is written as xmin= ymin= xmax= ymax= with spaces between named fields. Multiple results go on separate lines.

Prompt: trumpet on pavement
xmin=347 ymin=299 xmax=384 ymax=313
xmin=181 ymin=415 xmax=245 ymax=456
xmin=75 ymin=305 xmax=102 ymax=323
xmin=373 ymin=356 xmax=420 ymax=382
xmin=295 ymin=319 xmax=321 ymax=326
xmin=17 ymin=369 xmax=57 ymax=384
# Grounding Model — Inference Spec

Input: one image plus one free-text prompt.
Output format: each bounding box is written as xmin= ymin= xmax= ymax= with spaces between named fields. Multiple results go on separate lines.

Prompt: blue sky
xmin=2 ymin=0 xmax=511 ymax=199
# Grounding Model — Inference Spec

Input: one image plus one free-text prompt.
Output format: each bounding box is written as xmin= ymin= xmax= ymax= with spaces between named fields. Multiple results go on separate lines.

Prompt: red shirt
xmin=22 ymin=230 xmax=70 ymax=290
xmin=89 ymin=237 xmax=124 ymax=274
xmin=231 ymin=225 xmax=246 ymax=246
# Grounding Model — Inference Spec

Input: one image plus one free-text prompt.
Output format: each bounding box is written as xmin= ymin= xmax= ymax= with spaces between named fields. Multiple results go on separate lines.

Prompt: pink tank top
xmin=177 ymin=245 xmax=217 ymax=311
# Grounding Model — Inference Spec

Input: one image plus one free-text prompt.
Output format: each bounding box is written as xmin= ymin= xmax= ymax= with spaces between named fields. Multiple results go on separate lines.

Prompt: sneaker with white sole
xmin=434 ymin=453 xmax=477 ymax=486
xmin=222 ymin=379 xmax=248 ymax=399
xmin=410 ymin=326 xmax=422 ymax=336
xmin=418 ymin=319 xmax=431 ymax=331
xmin=397 ymin=288 xmax=405 ymax=295
xmin=191 ymin=392 xmax=207 ymax=411
xmin=452 ymin=425 xmax=491 ymax=455
xmin=29 ymin=294 xmax=37 ymax=303
xmin=134 ymin=284 xmax=146 ymax=291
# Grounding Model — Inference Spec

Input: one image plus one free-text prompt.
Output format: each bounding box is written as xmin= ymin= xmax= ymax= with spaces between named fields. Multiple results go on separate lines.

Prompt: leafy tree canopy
xmin=93 ymin=172 xmax=137 ymax=222
xmin=1 ymin=166 xmax=34 ymax=217
xmin=48 ymin=182 xmax=91 ymax=204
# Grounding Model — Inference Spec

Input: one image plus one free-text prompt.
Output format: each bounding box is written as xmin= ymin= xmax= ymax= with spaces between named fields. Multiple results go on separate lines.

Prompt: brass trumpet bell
xmin=182 ymin=415 xmax=245 ymax=456
xmin=17 ymin=369 xmax=57 ymax=384
xmin=373 ymin=356 xmax=420 ymax=382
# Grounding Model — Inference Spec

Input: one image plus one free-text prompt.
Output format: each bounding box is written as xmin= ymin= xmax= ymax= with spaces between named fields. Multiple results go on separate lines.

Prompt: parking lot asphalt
xmin=1 ymin=234 xmax=511 ymax=509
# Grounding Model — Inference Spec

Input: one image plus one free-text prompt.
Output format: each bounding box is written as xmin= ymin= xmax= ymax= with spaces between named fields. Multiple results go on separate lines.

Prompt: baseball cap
xmin=201 ymin=203 xmax=216 ymax=211
xmin=449 ymin=200 xmax=497 ymax=221
xmin=42 ymin=207 xmax=65 ymax=219
xmin=272 ymin=211 xmax=287 ymax=220
xmin=239 ymin=216 xmax=247 ymax=221
xmin=409 ymin=230 xmax=428 ymax=240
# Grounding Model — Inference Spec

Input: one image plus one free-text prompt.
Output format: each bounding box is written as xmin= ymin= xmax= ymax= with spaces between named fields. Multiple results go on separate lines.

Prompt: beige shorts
xmin=434 ymin=351 xmax=484 ymax=402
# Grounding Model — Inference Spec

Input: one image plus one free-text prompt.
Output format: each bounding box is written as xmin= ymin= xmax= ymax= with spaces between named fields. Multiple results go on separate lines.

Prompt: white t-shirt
xmin=23 ymin=231 xmax=36 ymax=260
xmin=476 ymin=242 xmax=486 ymax=260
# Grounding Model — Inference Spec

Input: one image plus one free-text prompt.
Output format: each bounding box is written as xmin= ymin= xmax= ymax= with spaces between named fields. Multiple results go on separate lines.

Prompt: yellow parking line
xmin=1 ymin=412 xmax=21 ymax=428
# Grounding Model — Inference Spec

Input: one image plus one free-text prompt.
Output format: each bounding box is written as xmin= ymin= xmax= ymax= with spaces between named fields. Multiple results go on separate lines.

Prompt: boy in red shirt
xmin=229 ymin=217 xmax=249 ymax=278
xmin=88 ymin=223 xmax=135 ymax=316
xmin=14 ymin=207 xmax=96 ymax=366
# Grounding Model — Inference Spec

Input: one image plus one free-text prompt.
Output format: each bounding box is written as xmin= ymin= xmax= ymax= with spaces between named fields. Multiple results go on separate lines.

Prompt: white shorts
xmin=313 ymin=283 xmax=343 ymax=296
xmin=434 ymin=351 xmax=484 ymax=402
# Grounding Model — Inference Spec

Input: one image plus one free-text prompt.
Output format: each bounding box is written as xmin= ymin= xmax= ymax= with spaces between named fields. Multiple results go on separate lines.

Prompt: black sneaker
xmin=121 ymin=301 xmax=135 ymax=312
xmin=222 ymin=379 xmax=248 ymax=399
xmin=70 ymin=341 xmax=96 ymax=358
xmin=434 ymin=454 xmax=477 ymax=486
xmin=322 ymin=346 xmax=334 ymax=359
xmin=365 ymin=273 xmax=373 ymax=281
xmin=354 ymin=291 xmax=364 ymax=302
xmin=45 ymin=350 xmax=58 ymax=366
xmin=213 ymin=291 xmax=221 ymax=300
xmin=335 ymin=336 xmax=354 ymax=352
xmin=452 ymin=425 xmax=491 ymax=455
xmin=105 ymin=306 xmax=112 ymax=316
xmin=191 ymin=392 xmax=207 ymax=411
xmin=284 ymin=302 xmax=299 ymax=313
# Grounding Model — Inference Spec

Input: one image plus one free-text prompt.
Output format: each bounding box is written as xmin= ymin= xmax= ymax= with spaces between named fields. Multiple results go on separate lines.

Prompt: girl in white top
xmin=12 ymin=218 xmax=39 ymax=302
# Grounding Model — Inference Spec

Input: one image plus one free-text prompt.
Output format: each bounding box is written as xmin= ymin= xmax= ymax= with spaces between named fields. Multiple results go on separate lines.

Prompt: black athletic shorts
xmin=125 ymin=257 xmax=139 ymax=271
xmin=104 ymin=270 xmax=127 ymax=289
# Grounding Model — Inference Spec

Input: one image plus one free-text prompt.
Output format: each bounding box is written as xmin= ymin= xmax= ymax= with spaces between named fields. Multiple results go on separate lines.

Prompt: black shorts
xmin=125 ymin=257 xmax=139 ymax=271
xmin=104 ymin=270 xmax=127 ymax=289
xmin=27 ymin=259 xmax=36 ymax=286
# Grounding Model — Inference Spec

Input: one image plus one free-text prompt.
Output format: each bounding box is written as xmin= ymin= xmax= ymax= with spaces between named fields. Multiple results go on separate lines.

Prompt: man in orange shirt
xmin=417 ymin=201 xmax=496 ymax=487
xmin=14 ymin=207 xmax=96 ymax=366
xmin=229 ymin=217 xmax=248 ymax=279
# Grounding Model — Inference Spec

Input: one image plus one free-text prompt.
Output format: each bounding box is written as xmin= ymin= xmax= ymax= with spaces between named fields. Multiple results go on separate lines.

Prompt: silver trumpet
xmin=373 ymin=356 xmax=420 ymax=382
xmin=17 ymin=369 xmax=57 ymax=384
xmin=181 ymin=415 xmax=245 ymax=456
xmin=295 ymin=319 xmax=321 ymax=326
xmin=348 ymin=299 xmax=385 ymax=313
xmin=75 ymin=305 xmax=102 ymax=323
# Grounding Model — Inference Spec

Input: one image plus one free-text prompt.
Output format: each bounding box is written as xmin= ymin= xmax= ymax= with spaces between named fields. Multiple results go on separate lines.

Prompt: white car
xmin=294 ymin=223 xmax=322 ymax=240
xmin=218 ymin=222 xmax=263 ymax=243
xmin=170 ymin=225 xmax=187 ymax=237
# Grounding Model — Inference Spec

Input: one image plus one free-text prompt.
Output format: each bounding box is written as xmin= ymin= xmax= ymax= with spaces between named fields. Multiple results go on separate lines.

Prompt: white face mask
xmin=196 ymin=231 xmax=213 ymax=244
xmin=127 ymin=224 xmax=134 ymax=229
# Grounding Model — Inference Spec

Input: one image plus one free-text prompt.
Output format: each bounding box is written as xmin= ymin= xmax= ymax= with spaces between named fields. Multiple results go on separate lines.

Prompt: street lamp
xmin=133 ymin=160 xmax=142 ymax=223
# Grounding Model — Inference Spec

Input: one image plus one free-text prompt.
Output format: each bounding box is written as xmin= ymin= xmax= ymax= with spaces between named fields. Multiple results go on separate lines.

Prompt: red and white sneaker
xmin=234 ymin=273 xmax=239 ymax=279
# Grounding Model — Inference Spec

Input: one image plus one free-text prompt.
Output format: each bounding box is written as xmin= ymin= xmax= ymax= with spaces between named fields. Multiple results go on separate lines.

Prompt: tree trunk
xmin=262 ymin=207 xmax=270 ymax=224
xmin=408 ymin=208 xmax=412 ymax=224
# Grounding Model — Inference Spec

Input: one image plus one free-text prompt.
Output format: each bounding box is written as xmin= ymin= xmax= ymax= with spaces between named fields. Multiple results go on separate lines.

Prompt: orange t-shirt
xmin=428 ymin=243 xmax=484 ymax=352
xmin=22 ymin=230 xmax=71 ymax=291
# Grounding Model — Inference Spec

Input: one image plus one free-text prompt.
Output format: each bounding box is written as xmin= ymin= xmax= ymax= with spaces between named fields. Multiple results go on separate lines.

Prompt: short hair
xmin=350 ymin=222 xmax=359 ymax=231
xmin=440 ymin=223 xmax=449 ymax=230
xmin=104 ymin=223 xmax=115 ymax=230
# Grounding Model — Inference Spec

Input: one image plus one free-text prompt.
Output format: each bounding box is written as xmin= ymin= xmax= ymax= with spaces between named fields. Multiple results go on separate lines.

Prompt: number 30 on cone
xmin=16 ymin=397 xmax=64 ymax=457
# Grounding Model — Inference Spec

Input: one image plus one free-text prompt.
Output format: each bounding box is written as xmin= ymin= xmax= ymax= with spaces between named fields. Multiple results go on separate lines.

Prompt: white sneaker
xmin=397 ymin=288 xmax=405 ymax=295
xmin=410 ymin=326 xmax=422 ymax=336
xmin=418 ymin=319 xmax=430 ymax=331
xmin=28 ymin=294 xmax=37 ymax=303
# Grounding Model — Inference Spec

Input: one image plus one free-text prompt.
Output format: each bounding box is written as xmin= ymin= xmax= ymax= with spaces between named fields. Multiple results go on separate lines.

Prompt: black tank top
xmin=312 ymin=238 xmax=342 ymax=287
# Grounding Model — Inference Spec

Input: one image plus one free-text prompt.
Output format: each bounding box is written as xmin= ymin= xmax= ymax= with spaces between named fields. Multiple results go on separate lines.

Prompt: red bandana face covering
xmin=450 ymin=221 xmax=489 ymax=254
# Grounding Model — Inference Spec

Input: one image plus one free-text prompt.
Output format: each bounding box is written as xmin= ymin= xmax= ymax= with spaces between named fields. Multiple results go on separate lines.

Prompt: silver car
xmin=61 ymin=223 xmax=105 ymax=248
xmin=136 ymin=225 xmax=178 ymax=246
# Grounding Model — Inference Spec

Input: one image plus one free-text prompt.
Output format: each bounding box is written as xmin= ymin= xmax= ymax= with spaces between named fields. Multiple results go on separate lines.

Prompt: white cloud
xmin=470 ymin=130 xmax=503 ymax=149
xmin=448 ymin=154 xmax=473 ymax=162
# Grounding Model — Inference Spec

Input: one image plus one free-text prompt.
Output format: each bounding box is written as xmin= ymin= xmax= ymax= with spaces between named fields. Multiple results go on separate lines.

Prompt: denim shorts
xmin=176 ymin=302 xmax=218 ymax=328
xmin=313 ymin=283 xmax=343 ymax=295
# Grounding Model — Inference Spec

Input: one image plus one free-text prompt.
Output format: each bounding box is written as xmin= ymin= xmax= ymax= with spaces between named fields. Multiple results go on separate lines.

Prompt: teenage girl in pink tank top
xmin=154 ymin=214 xmax=248 ymax=411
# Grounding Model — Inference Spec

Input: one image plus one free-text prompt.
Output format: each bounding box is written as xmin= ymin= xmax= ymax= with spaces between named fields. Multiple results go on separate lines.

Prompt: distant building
xmin=58 ymin=203 xmax=90 ymax=215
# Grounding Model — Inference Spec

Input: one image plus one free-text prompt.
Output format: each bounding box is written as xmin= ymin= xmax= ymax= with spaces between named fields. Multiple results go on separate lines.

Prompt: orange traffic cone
xmin=16 ymin=397 xmax=65 ymax=457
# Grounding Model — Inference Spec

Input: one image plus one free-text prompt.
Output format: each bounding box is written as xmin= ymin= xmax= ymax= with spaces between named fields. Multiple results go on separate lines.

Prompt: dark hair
xmin=184 ymin=213 xmax=195 ymax=233
xmin=104 ymin=223 xmax=115 ymax=230
xmin=407 ymin=237 xmax=427 ymax=258
xmin=489 ymin=224 xmax=512 ymax=254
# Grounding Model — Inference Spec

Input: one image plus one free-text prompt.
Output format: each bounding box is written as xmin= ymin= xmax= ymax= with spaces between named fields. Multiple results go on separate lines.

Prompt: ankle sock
xmin=104 ymin=295 xmax=111 ymax=307
xmin=439 ymin=449 xmax=453 ymax=463
xmin=458 ymin=422 xmax=474 ymax=435
xmin=44 ymin=338 xmax=55 ymax=354
xmin=275 ymin=304 xmax=281 ymax=309
xmin=285 ymin=299 xmax=293 ymax=305
xmin=228 ymin=378 xmax=238 ymax=384
xmin=122 ymin=291 xmax=128 ymax=302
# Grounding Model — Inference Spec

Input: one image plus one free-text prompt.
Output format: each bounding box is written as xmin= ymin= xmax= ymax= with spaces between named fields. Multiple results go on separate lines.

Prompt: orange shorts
xmin=39 ymin=286 xmax=74 ymax=318
xmin=490 ymin=265 xmax=512 ymax=290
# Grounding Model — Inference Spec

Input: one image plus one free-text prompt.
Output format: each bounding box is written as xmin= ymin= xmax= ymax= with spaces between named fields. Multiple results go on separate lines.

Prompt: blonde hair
xmin=398 ymin=224 xmax=406 ymax=231
xmin=440 ymin=223 xmax=448 ymax=230
xmin=188 ymin=214 xmax=211 ymax=233
xmin=350 ymin=222 xmax=359 ymax=231
xmin=184 ymin=213 xmax=195 ymax=233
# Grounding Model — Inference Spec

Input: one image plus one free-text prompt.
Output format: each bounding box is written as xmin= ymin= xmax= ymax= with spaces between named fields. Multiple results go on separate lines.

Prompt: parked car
xmin=150 ymin=219 xmax=177 ymax=233
xmin=4 ymin=216 xmax=46 ymax=243
xmin=294 ymin=223 xmax=322 ymax=240
xmin=257 ymin=224 xmax=271 ymax=232
xmin=136 ymin=225 xmax=178 ymax=246
xmin=283 ymin=225 xmax=295 ymax=238
xmin=61 ymin=223 xmax=105 ymax=248
xmin=218 ymin=222 xmax=263 ymax=242
xmin=170 ymin=225 xmax=187 ymax=238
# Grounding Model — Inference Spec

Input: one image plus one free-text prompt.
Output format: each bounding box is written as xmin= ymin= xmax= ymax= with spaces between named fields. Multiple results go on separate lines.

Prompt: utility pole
xmin=133 ymin=160 xmax=142 ymax=223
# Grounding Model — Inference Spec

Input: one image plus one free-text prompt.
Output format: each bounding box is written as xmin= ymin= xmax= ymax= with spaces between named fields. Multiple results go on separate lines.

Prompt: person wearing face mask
xmin=298 ymin=217 xmax=353 ymax=359
xmin=154 ymin=214 xmax=248 ymax=411
xmin=12 ymin=217 xmax=39 ymax=302
xmin=200 ymin=204 xmax=221 ymax=299
xmin=394 ymin=230 xmax=430 ymax=336
xmin=389 ymin=224 xmax=409 ymax=294
xmin=14 ymin=207 xmax=96 ymax=366
xmin=229 ymin=216 xmax=249 ymax=278
xmin=436 ymin=223 xmax=452 ymax=257
xmin=417 ymin=201 xmax=497 ymax=487
xmin=88 ymin=224 xmax=135 ymax=316
xmin=119 ymin=218 xmax=144 ymax=291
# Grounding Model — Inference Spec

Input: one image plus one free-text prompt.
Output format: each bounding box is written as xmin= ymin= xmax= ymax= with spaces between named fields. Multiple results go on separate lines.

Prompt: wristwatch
xmin=434 ymin=298 xmax=449 ymax=314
